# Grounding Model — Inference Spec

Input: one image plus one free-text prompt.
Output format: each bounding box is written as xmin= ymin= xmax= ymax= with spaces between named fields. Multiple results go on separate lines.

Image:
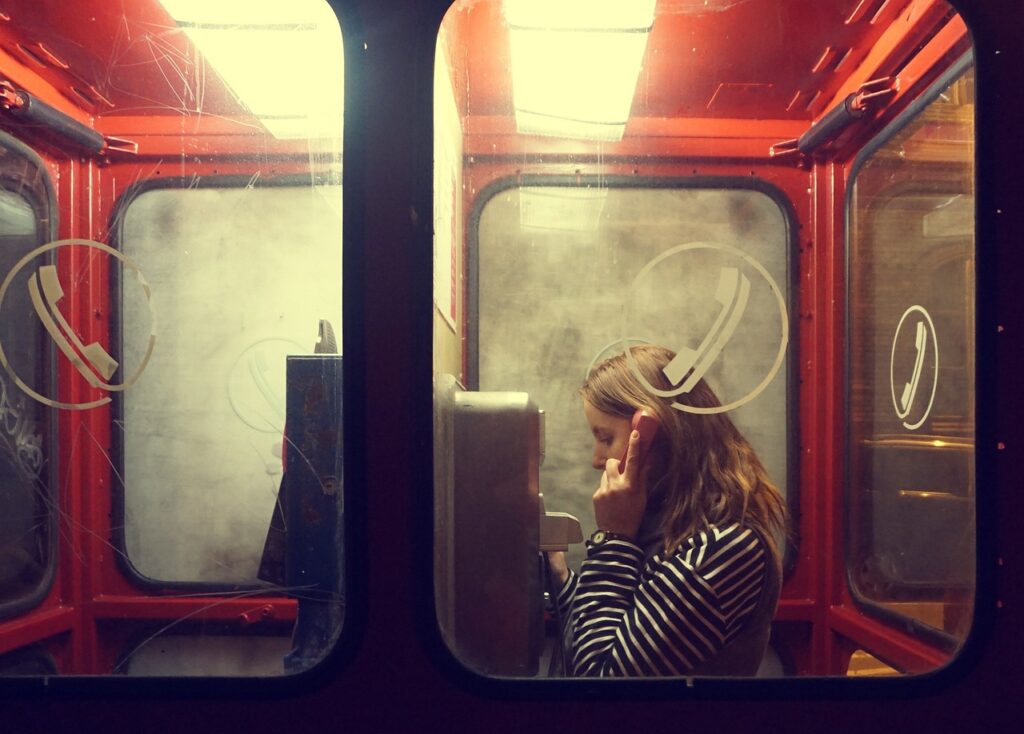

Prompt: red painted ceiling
xmin=447 ymin=0 xmax=959 ymax=123
xmin=0 ymin=0 xmax=243 ymax=117
xmin=0 ymin=0 xmax=960 ymax=124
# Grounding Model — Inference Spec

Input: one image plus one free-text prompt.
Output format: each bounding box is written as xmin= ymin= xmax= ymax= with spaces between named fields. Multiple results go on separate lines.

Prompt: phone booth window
xmin=434 ymin=0 xmax=975 ymax=680
xmin=439 ymin=181 xmax=794 ymax=678
xmin=846 ymin=60 xmax=976 ymax=649
xmin=433 ymin=0 xmax=796 ymax=678
xmin=473 ymin=184 xmax=794 ymax=568
xmin=0 ymin=0 xmax=343 ymax=678
xmin=0 ymin=137 xmax=56 ymax=621
xmin=118 ymin=184 xmax=342 ymax=587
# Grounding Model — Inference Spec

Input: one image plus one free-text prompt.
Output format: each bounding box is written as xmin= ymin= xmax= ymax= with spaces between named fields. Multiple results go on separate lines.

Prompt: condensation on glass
xmin=846 ymin=61 xmax=976 ymax=649
xmin=474 ymin=186 xmax=793 ymax=573
xmin=0 ymin=0 xmax=344 ymax=677
xmin=119 ymin=185 xmax=343 ymax=588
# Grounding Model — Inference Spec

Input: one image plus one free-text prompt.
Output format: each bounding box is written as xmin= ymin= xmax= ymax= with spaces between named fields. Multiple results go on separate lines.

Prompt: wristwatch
xmin=587 ymin=529 xmax=634 ymax=547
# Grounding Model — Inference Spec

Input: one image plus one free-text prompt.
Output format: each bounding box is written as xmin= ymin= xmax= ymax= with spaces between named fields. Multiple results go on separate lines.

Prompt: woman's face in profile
xmin=583 ymin=400 xmax=632 ymax=471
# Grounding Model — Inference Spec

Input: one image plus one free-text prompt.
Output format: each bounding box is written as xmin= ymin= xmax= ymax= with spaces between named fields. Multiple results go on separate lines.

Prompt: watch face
xmin=591 ymin=530 xmax=608 ymax=545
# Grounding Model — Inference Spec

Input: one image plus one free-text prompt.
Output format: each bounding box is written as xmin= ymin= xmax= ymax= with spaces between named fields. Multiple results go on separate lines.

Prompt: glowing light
xmin=504 ymin=0 xmax=656 ymax=141
xmin=158 ymin=0 xmax=343 ymax=140
xmin=504 ymin=0 xmax=656 ymax=31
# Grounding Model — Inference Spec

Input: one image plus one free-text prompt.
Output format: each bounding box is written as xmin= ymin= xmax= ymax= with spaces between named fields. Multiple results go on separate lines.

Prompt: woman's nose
xmin=591 ymin=448 xmax=605 ymax=470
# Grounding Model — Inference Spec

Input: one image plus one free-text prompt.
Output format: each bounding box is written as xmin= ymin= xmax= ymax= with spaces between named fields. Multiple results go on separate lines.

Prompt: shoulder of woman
xmin=673 ymin=522 xmax=767 ymax=573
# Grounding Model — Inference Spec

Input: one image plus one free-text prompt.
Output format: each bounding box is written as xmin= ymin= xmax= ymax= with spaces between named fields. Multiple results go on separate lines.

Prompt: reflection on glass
xmin=847 ymin=64 xmax=976 ymax=648
xmin=0 ymin=0 xmax=343 ymax=677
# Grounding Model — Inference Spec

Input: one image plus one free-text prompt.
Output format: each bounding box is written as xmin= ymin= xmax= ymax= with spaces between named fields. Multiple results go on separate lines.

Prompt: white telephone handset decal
xmin=889 ymin=305 xmax=937 ymax=431
xmin=662 ymin=266 xmax=750 ymax=393
xmin=29 ymin=264 xmax=119 ymax=387
xmin=899 ymin=320 xmax=927 ymax=415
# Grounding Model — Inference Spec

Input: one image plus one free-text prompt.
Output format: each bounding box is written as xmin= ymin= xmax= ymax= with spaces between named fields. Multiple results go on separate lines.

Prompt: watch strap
xmin=587 ymin=529 xmax=634 ymax=547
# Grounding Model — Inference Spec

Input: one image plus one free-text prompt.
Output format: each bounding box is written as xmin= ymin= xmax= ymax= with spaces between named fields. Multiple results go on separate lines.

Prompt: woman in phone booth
xmin=549 ymin=343 xmax=786 ymax=677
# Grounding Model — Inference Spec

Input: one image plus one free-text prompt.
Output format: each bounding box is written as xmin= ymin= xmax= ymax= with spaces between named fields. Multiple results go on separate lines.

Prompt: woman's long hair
xmin=580 ymin=344 xmax=786 ymax=561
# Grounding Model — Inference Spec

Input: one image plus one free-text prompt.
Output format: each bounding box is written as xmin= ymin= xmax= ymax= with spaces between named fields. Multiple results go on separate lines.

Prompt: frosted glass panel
xmin=476 ymin=186 xmax=792 ymax=570
xmin=121 ymin=185 xmax=342 ymax=584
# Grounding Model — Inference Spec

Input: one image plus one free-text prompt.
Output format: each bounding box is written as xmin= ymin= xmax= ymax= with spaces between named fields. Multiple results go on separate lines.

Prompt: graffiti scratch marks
xmin=0 ymin=372 xmax=43 ymax=479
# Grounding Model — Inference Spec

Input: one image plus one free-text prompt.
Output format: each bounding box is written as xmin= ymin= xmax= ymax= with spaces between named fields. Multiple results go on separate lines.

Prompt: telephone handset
xmin=662 ymin=266 xmax=750 ymax=393
xmin=28 ymin=264 xmax=119 ymax=387
xmin=899 ymin=320 xmax=928 ymax=415
xmin=620 ymin=409 xmax=660 ymax=474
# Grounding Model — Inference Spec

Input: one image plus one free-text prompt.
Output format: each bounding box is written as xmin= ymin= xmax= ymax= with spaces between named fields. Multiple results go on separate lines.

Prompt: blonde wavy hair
xmin=580 ymin=344 xmax=786 ymax=560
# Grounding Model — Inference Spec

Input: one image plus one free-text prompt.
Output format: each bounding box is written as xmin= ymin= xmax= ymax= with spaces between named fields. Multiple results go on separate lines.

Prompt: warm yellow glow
xmin=504 ymin=0 xmax=656 ymax=31
xmin=505 ymin=0 xmax=656 ymax=141
xmin=846 ymin=650 xmax=901 ymax=677
xmin=159 ymin=0 xmax=343 ymax=140
xmin=897 ymin=490 xmax=956 ymax=499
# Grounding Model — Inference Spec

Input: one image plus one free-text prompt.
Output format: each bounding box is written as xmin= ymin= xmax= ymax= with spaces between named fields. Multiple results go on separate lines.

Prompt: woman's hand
xmin=592 ymin=429 xmax=647 ymax=540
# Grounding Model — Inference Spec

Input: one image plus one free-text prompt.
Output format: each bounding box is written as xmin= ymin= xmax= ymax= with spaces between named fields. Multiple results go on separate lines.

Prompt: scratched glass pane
xmin=0 ymin=0 xmax=343 ymax=677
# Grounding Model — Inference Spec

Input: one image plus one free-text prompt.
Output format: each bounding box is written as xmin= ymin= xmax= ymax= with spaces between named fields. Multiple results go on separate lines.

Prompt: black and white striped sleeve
xmin=561 ymin=523 xmax=767 ymax=677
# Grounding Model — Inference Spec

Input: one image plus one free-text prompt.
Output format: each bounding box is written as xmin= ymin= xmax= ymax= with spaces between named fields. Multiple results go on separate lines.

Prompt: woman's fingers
xmin=594 ymin=429 xmax=644 ymax=526
xmin=605 ymin=430 xmax=641 ymax=484
xmin=623 ymin=429 xmax=641 ymax=483
xmin=592 ymin=431 xmax=647 ymax=538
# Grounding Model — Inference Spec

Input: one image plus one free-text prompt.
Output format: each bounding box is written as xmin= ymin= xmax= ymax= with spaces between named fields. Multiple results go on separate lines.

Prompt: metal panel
xmin=282 ymin=355 xmax=344 ymax=672
xmin=435 ymin=377 xmax=543 ymax=676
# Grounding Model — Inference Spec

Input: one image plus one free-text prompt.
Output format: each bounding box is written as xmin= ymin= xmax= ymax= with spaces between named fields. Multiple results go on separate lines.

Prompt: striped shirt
xmin=556 ymin=522 xmax=768 ymax=677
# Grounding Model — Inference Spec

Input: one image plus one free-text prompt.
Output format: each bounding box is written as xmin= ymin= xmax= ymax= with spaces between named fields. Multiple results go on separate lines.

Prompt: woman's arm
xmin=566 ymin=523 xmax=767 ymax=677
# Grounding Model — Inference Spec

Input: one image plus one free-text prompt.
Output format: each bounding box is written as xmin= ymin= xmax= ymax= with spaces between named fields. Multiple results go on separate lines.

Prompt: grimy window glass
xmin=475 ymin=185 xmax=792 ymax=571
xmin=119 ymin=184 xmax=343 ymax=586
xmin=847 ymin=63 xmax=976 ymax=648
